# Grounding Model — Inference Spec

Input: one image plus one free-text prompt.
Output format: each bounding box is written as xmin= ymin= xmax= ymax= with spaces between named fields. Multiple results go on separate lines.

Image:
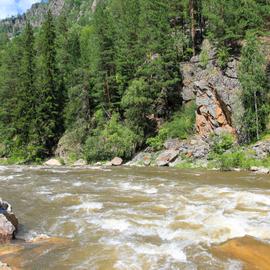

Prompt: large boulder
xmin=110 ymin=157 xmax=123 ymax=166
xmin=44 ymin=158 xmax=62 ymax=166
xmin=156 ymin=150 xmax=179 ymax=166
xmin=0 ymin=199 xmax=18 ymax=243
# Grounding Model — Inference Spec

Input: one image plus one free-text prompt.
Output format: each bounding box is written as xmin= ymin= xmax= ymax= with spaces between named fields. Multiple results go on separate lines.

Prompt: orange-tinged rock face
xmin=194 ymin=81 xmax=236 ymax=137
xmin=211 ymin=236 xmax=270 ymax=270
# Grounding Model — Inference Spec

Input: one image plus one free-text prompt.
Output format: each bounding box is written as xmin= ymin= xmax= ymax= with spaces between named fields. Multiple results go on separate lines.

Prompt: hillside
xmin=0 ymin=0 xmax=98 ymax=37
xmin=0 ymin=0 xmax=269 ymax=168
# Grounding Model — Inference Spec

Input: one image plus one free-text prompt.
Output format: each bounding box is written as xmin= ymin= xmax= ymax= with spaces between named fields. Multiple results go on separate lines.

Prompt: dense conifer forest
xmin=0 ymin=0 xmax=269 ymax=164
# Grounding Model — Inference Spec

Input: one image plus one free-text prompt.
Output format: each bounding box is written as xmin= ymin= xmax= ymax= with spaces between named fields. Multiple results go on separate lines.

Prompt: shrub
xmin=84 ymin=113 xmax=139 ymax=162
xmin=199 ymin=48 xmax=209 ymax=69
xmin=147 ymin=102 xmax=196 ymax=150
xmin=217 ymin=47 xmax=230 ymax=69
xmin=211 ymin=132 xmax=235 ymax=155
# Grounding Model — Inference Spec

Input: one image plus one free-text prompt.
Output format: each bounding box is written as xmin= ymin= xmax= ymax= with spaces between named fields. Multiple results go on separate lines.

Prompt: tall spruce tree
xmin=16 ymin=21 xmax=36 ymax=149
xmin=35 ymin=10 xmax=64 ymax=156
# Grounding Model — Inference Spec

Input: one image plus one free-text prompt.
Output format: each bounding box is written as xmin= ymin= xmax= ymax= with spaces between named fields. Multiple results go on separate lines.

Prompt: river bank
xmin=2 ymin=134 xmax=270 ymax=174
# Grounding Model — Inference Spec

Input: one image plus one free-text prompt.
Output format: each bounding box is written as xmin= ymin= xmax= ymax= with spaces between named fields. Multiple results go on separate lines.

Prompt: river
xmin=0 ymin=165 xmax=270 ymax=269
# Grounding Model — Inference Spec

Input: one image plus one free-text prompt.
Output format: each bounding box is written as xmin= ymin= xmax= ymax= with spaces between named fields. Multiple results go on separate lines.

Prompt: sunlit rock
xmin=211 ymin=236 xmax=270 ymax=270
xmin=43 ymin=158 xmax=62 ymax=166
xmin=110 ymin=157 xmax=123 ymax=166
xmin=156 ymin=150 xmax=179 ymax=166
xmin=0 ymin=199 xmax=18 ymax=243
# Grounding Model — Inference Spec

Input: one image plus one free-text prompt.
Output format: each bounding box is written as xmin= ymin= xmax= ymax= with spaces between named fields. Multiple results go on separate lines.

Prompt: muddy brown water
xmin=0 ymin=166 xmax=270 ymax=269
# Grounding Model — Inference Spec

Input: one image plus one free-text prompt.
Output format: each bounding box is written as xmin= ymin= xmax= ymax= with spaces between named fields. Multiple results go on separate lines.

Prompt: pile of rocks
xmin=128 ymin=137 xmax=211 ymax=167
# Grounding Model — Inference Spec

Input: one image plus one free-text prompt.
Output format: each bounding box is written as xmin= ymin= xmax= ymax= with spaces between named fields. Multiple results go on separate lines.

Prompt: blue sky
xmin=0 ymin=0 xmax=40 ymax=19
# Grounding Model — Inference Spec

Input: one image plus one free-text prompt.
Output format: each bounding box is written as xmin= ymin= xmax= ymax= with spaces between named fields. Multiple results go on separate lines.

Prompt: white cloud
xmin=0 ymin=0 xmax=39 ymax=19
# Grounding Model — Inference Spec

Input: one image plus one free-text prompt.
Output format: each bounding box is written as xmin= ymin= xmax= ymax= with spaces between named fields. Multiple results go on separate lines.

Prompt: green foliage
xmin=217 ymin=47 xmax=230 ymax=69
xmin=84 ymin=113 xmax=139 ymax=162
xmin=211 ymin=132 xmax=235 ymax=155
xmin=203 ymin=0 xmax=270 ymax=47
xmin=0 ymin=0 xmax=270 ymax=163
xmin=239 ymin=31 xmax=269 ymax=142
xmin=215 ymin=149 xmax=270 ymax=171
xmin=147 ymin=102 xmax=196 ymax=150
xmin=199 ymin=48 xmax=209 ymax=69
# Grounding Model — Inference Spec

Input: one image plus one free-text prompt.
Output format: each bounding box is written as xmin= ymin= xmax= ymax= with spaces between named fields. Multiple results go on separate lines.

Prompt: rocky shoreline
xmin=35 ymin=135 xmax=270 ymax=175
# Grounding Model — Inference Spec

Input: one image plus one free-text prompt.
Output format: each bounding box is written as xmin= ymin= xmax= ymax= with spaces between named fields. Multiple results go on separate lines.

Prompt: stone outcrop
xmin=156 ymin=150 xmax=179 ymax=167
xmin=181 ymin=40 xmax=244 ymax=138
xmin=164 ymin=139 xmax=181 ymax=150
xmin=0 ymin=199 xmax=18 ymax=243
xmin=251 ymin=140 xmax=270 ymax=159
xmin=194 ymin=81 xmax=235 ymax=137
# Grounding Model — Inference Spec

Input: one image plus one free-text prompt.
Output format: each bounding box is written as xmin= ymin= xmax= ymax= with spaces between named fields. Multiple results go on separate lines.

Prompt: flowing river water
xmin=0 ymin=165 xmax=270 ymax=269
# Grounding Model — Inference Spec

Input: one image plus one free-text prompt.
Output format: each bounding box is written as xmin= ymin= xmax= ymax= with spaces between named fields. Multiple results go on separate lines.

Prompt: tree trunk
xmin=189 ymin=0 xmax=196 ymax=56
xmin=254 ymin=90 xmax=259 ymax=140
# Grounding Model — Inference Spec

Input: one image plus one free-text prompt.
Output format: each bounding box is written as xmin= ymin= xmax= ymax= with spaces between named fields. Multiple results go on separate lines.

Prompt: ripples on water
xmin=0 ymin=165 xmax=270 ymax=269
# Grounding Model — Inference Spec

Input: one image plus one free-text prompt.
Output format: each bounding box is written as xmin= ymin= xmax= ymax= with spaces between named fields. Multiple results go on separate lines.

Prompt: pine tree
xmin=35 ymin=10 xmax=64 ymax=156
xmin=16 ymin=21 xmax=36 ymax=148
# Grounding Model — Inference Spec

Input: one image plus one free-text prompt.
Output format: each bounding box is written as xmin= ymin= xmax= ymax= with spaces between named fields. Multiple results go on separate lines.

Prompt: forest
xmin=0 ymin=0 xmax=269 ymax=164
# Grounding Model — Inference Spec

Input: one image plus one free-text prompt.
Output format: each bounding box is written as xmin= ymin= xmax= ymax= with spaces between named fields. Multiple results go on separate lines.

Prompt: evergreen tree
xmin=16 ymin=21 xmax=36 ymax=148
xmin=35 ymin=10 xmax=64 ymax=156
xmin=239 ymin=32 xmax=269 ymax=141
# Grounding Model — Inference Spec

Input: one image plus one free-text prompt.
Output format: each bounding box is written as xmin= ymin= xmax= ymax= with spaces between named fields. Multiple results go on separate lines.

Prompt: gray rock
xmin=156 ymin=150 xmax=179 ymax=166
xmin=0 ymin=199 xmax=18 ymax=243
xmin=164 ymin=139 xmax=181 ymax=150
xmin=127 ymin=152 xmax=153 ymax=166
xmin=44 ymin=159 xmax=62 ymax=166
xmin=110 ymin=157 xmax=123 ymax=166
xmin=250 ymin=166 xmax=270 ymax=174
xmin=181 ymin=41 xmax=244 ymax=137
xmin=252 ymin=141 xmax=270 ymax=159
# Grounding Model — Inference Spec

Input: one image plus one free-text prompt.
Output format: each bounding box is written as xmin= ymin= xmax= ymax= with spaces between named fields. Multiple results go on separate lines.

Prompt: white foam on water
xmin=69 ymin=202 xmax=103 ymax=211
xmin=50 ymin=193 xmax=73 ymax=200
xmin=0 ymin=166 xmax=9 ymax=171
xmin=73 ymin=181 xmax=83 ymax=187
xmin=50 ymin=178 xmax=61 ymax=183
xmin=145 ymin=188 xmax=158 ymax=194
xmin=119 ymin=182 xmax=144 ymax=191
xmin=101 ymin=219 xmax=130 ymax=232
xmin=131 ymin=242 xmax=187 ymax=262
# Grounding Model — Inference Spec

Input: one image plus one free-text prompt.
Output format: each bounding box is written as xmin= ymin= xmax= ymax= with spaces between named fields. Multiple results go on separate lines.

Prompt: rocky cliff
xmin=181 ymin=40 xmax=243 ymax=139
